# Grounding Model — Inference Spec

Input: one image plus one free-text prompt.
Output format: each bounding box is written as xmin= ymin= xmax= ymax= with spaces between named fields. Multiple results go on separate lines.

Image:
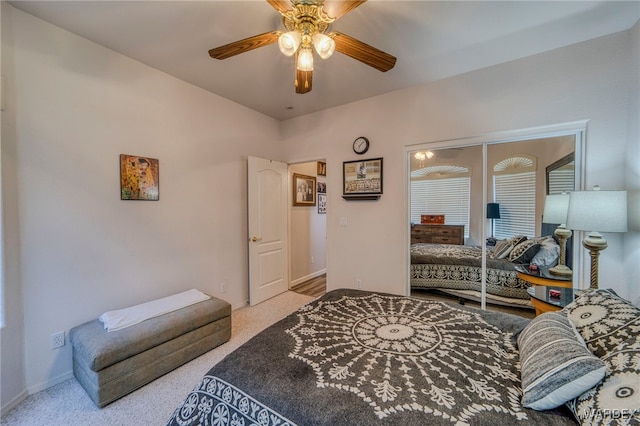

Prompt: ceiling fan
xmin=208 ymin=0 xmax=397 ymax=94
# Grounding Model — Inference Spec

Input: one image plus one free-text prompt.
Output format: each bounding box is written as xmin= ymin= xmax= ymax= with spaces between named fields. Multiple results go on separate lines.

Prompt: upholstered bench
xmin=70 ymin=294 xmax=231 ymax=407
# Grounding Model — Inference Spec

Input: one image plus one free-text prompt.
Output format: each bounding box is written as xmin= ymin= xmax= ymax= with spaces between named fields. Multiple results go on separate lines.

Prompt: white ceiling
xmin=9 ymin=1 xmax=640 ymax=121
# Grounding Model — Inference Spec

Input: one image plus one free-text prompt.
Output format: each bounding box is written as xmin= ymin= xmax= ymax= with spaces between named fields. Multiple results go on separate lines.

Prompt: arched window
xmin=492 ymin=155 xmax=537 ymax=238
xmin=411 ymin=165 xmax=470 ymax=237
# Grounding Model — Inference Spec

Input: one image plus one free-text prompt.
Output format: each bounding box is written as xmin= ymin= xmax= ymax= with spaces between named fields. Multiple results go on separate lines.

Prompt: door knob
xmin=251 ymin=237 xmax=262 ymax=242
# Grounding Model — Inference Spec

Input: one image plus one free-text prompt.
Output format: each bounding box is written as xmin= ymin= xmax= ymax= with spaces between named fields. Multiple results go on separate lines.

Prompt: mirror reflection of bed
xmin=409 ymin=135 xmax=576 ymax=317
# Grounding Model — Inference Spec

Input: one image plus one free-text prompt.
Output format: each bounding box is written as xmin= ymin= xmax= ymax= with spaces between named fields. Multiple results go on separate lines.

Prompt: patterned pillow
xmin=564 ymin=289 xmax=640 ymax=358
xmin=508 ymin=239 xmax=541 ymax=264
xmin=518 ymin=312 xmax=606 ymax=410
xmin=565 ymin=334 xmax=640 ymax=425
xmin=492 ymin=240 xmax=514 ymax=259
xmin=509 ymin=235 xmax=528 ymax=246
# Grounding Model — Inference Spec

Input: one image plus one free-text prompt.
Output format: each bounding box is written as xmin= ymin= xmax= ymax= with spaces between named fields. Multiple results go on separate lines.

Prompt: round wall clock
xmin=353 ymin=137 xmax=370 ymax=155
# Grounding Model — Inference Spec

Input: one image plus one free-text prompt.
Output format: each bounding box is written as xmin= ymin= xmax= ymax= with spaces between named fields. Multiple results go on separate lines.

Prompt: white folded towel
xmin=99 ymin=289 xmax=211 ymax=332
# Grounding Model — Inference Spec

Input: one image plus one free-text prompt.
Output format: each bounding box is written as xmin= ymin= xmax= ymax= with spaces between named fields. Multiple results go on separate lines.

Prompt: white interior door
xmin=248 ymin=156 xmax=289 ymax=306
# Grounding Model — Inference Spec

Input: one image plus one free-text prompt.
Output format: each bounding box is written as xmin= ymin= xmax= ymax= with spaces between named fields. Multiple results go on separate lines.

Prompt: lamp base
xmin=553 ymin=226 xmax=572 ymax=275
xmin=583 ymin=232 xmax=607 ymax=289
xmin=549 ymin=264 xmax=573 ymax=277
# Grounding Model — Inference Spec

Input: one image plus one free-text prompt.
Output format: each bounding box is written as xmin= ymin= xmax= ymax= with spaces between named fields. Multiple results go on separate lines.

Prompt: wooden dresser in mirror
xmin=411 ymin=224 xmax=464 ymax=245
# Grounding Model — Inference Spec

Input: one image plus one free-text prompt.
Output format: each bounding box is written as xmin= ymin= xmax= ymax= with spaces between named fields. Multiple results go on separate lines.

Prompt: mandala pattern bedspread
xmin=167 ymin=289 xmax=575 ymax=426
xmin=411 ymin=243 xmax=530 ymax=300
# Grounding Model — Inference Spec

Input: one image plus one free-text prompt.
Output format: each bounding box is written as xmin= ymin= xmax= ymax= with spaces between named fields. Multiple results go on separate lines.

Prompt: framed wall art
xmin=293 ymin=173 xmax=316 ymax=206
xmin=342 ymin=158 xmax=383 ymax=200
xmin=318 ymin=193 xmax=327 ymax=214
xmin=317 ymin=161 xmax=326 ymax=176
xmin=120 ymin=154 xmax=159 ymax=201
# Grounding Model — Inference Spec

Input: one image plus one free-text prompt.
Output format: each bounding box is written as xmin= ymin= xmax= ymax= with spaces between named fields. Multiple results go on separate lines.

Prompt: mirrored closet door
xmin=409 ymin=130 xmax=581 ymax=316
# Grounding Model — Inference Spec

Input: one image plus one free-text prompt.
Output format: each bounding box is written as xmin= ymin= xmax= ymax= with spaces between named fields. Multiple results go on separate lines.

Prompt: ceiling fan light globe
xmin=312 ymin=33 xmax=335 ymax=59
xmin=297 ymin=48 xmax=314 ymax=71
xmin=278 ymin=31 xmax=301 ymax=57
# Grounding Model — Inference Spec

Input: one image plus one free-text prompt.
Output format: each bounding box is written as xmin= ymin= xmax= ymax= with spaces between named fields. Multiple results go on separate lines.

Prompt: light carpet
xmin=1 ymin=291 xmax=314 ymax=426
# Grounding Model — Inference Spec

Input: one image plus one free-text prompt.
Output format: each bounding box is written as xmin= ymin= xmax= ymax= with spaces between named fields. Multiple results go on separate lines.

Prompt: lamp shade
xmin=296 ymin=47 xmax=314 ymax=71
xmin=486 ymin=203 xmax=501 ymax=219
xmin=312 ymin=33 xmax=335 ymax=59
xmin=566 ymin=188 xmax=627 ymax=233
xmin=278 ymin=31 xmax=301 ymax=57
xmin=543 ymin=193 xmax=570 ymax=225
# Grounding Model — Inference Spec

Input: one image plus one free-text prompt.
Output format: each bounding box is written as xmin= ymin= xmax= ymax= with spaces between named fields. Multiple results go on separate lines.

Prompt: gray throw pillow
xmin=518 ymin=312 xmax=606 ymax=410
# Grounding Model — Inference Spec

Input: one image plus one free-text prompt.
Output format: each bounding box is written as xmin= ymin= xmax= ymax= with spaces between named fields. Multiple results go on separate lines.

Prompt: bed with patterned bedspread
xmin=410 ymin=243 xmax=532 ymax=303
xmin=411 ymin=235 xmax=560 ymax=306
xmin=167 ymin=289 xmax=579 ymax=426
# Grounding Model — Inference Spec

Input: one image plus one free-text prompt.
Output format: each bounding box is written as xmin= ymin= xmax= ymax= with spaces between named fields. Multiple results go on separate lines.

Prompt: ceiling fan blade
xmin=209 ymin=31 xmax=281 ymax=60
xmin=295 ymin=69 xmax=313 ymax=94
xmin=330 ymin=31 xmax=396 ymax=72
xmin=322 ymin=0 xmax=367 ymax=19
xmin=266 ymin=0 xmax=292 ymax=14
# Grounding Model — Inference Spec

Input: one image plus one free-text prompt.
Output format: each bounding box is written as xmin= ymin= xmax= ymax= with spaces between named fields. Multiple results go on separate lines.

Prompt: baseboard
xmin=290 ymin=269 xmax=326 ymax=287
xmin=1 ymin=389 xmax=28 ymax=417
xmin=26 ymin=370 xmax=74 ymax=395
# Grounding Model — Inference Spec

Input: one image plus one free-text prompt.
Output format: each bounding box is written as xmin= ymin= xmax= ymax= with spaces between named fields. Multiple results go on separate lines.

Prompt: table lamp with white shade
xmin=543 ymin=193 xmax=572 ymax=276
xmin=566 ymin=186 xmax=627 ymax=289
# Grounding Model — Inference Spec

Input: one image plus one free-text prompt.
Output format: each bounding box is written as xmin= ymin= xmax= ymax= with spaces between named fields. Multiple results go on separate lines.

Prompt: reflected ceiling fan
xmin=208 ymin=0 xmax=397 ymax=94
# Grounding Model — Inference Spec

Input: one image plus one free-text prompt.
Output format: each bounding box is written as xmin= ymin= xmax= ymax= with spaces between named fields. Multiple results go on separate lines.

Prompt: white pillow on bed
xmin=517 ymin=312 xmax=606 ymax=411
xmin=530 ymin=236 xmax=560 ymax=267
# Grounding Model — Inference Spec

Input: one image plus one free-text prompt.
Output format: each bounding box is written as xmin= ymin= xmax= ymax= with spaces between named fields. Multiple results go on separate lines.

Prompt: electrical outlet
xmin=356 ymin=279 xmax=362 ymax=289
xmin=221 ymin=282 xmax=227 ymax=293
xmin=311 ymin=256 xmax=315 ymax=264
xmin=51 ymin=331 xmax=65 ymax=349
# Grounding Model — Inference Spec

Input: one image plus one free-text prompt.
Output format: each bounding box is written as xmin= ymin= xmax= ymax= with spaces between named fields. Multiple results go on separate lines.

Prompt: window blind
xmin=411 ymin=177 xmax=470 ymax=237
xmin=548 ymin=167 xmax=574 ymax=194
xmin=493 ymin=171 xmax=536 ymax=238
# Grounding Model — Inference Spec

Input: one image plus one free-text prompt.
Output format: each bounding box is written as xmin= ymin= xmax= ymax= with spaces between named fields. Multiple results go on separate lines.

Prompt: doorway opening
xmin=288 ymin=160 xmax=327 ymax=297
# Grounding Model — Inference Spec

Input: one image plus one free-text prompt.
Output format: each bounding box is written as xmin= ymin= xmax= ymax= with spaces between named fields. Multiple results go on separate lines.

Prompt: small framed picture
xmin=342 ymin=158 xmax=383 ymax=199
xmin=293 ymin=173 xmax=316 ymax=206
xmin=317 ymin=181 xmax=326 ymax=194
xmin=120 ymin=154 xmax=159 ymax=201
xmin=317 ymin=161 xmax=326 ymax=176
xmin=318 ymin=193 xmax=327 ymax=214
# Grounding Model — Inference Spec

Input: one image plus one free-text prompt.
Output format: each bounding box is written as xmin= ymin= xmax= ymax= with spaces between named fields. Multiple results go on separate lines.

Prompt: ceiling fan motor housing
xmin=283 ymin=3 xmax=333 ymax=39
